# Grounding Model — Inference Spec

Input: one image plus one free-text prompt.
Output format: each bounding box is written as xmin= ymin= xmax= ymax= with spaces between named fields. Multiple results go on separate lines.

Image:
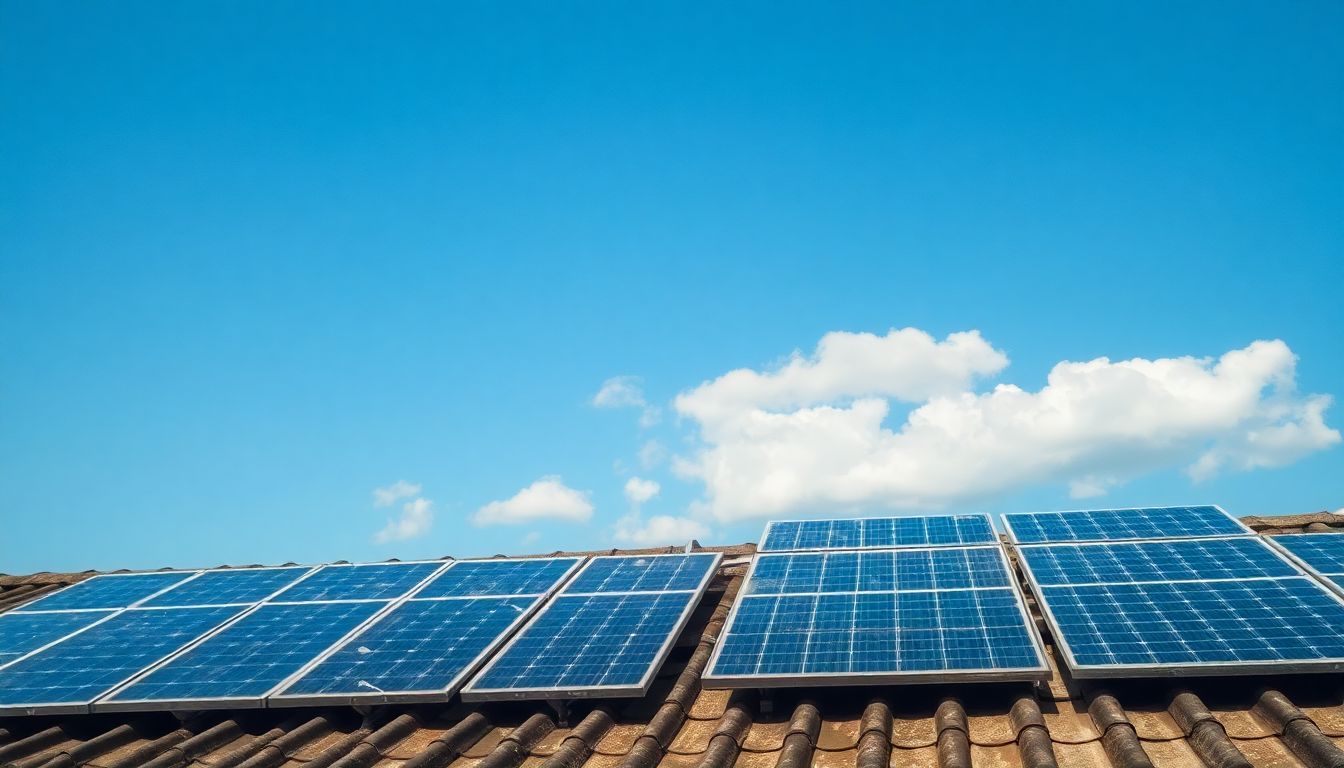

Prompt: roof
xmin=1 ymin=512 xmax=1343 ymax=768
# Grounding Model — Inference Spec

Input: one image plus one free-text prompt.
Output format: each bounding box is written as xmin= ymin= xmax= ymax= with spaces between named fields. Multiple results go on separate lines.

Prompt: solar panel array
xmin=461 ymin=553 xmax=722 ymax=700
xmin=1271 ymin=533 xmax=1344 ymax=595
xmin=1013 ymin=509 xmax=1344 ymax=678
xmin=0 ymin=558 xmax=595 ymax=714
xmin=703 ymin=515 xmax=1048 ymax=688
xmin=760 ymin=514 xmax=996 ymax=552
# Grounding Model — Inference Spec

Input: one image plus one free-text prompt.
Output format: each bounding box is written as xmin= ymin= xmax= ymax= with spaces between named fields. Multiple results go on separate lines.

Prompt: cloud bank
xmin=673 ymin=329 xmax=1339 ymax=521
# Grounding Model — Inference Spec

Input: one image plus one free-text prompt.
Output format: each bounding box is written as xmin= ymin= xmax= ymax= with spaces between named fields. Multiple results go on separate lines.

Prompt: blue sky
xmin=2 ymin=3 xmax=1341 ymax=573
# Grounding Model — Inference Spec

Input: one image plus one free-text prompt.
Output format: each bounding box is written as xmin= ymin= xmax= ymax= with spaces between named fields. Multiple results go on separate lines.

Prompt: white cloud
xmin=593 ymin=375 xmax=661 ymax=427
xmin=673 ymin=331 xmax=1340 ymax=521
xmin=624 ymin=477 xmax=661 ymax=504
xmin=372 ymin=480 xmax=422 ymax=508
xmin=638 ymin=440 xmax=667 ymax=469
xmin=614 ymin=514 xmax=710 ymax=546
xmin=474 ymin=476 xmax=595 ymax=526
xmin=374 ymin=497 xmax=434 ymax=543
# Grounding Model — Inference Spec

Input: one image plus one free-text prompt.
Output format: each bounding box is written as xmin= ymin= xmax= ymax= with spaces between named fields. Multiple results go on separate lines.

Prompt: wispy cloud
xmin=372 ymin=480 xmax=422 ymax=508
xmin=593 ymin=375 xmax=661 ymax=428
xmin=374 ymin=497 xmax=434 ymax=543
xmin=474 ymin=476 xmax=595 ymax=525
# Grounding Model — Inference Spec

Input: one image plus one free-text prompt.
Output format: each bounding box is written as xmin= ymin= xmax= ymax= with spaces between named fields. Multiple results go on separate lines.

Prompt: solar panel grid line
xmin=1014 ymin=537 xmax=1307 ymax=587
xmin=0 ymin=610 xmax=120 ymax=674
xmin=139 ymin=565 xmax=320 ymax=608
xmin=268 ymin=557 xmax=586 ymax=707
xmin=1011 ymin=536 xmax=1344 ymax=678
xmin=1266 ymin=534 xmax=1344 ymax=599
xmin=459 ymin=553 xmax=722 ymax=701
xmin=1000 ymin=504 xmax=1252 ymax=545
xmin=264 ymin=559 xmax=450 ymax=603
xmin=88 ymin=561 xmax=455 ymax=712
xmin=743 ymin=545 xmax=1015 ymax=597
xmin=13 ymin=570 xmax=206 ymax=614
xmin=758 ymin=514 xmax=998 ymax=553
xmin=0 ymin=606 xmax=250 ymax=716
xmin=700 ymin=543 xmax=1050 ymax=688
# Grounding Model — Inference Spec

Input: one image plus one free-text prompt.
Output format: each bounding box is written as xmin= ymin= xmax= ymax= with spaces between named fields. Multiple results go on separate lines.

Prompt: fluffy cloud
xmin=374 ymin=497 xmax=433 ymax=543
xmin=372 ymin=480 xmax=422 ymax=508
xmin=614 ymin=514 xmax=710 ymax=546
xmin=593 ymin=376 xmax=661 ymax=427
xmin=624 ymin=477 xmax=661 ymax=504
xmin=474 ymin=476 xmax=595 ymax=525
xmin=673 ymin=330 xmax=1340 ymax=521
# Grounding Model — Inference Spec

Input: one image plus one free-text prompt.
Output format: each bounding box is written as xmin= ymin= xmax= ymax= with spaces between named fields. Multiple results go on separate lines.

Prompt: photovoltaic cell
xmin=465 ymin=593 xmax=690 ymax=691
xmin=18 ymin=572 xmax=197 ymax=612
xmin=0 ymin=611 xmax=115 ymax=666
xmin=277 ymin=597 xmax=538 ymax=699
xmin=270 ymin=563 xmax=442 ymax=602
xmin=102 ymin=601 xmax=388 ymax=707
xmin=415 ymin=558 xmax=582 ymax=599
xmin=1271 ymin=534 xmax=1344 ymax=587
xmin=710 ymin=589 xmax=1043 ymax=677
xmin=1017 ymin=538 xmax=1297 ymax=587
xmin=1003 ymin=505 xmax=1248 ymax=544
xmin=746 ymin=548 xmax=1010 ymax=595
xmin=0 ymin=607 xmax=243 ymax=713
xmin=461 ymin=554 xmax=721 ymax=700
xmin=1041 ymin=579 xmax=1344 ymax=668
xmin=271 ymin=557 xmax=584 ymax=705
xmin=563 ymin=553 xmax=718 ymax=593
xmin=704 ymin=539 xmax=1047 ymax=687
xmin=760 ymin=514 xmax=996 ymax=553
xmin=142 ymin=567 xmax=312 ymax=607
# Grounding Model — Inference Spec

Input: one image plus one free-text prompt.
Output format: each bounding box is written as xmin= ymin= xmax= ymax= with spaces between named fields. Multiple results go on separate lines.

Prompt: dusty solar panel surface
xmin=460 ymin=552 xmax=722 ymax=701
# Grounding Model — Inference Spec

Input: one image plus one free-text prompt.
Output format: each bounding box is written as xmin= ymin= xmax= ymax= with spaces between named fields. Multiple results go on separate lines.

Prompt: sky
xmin=1 ymin=3 xmax=1341 ymax=574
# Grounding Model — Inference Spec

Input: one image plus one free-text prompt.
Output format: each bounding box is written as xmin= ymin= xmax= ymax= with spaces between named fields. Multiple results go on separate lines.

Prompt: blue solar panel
xmin=270 ymin=562 xmax=443 ymax=602
xmin=760 ymin=514 xmax=996 ymax=553
xmin=710 ymin=589 xmax=1043 ymax=677
xmin=276 ymin=597 xmax=539 ymax=701
xmin=0 ymin=611 xmax=115 ymax=667
xmin=0 ymin=607 xmax=242 ymax=713
xmin=142 ymin=567 xmax=313 ymax=607
xmin=746 ymin=548 xmax=1010 ymax=595
xmin=1003 ymin=505 xmax=1247 ymax=544
xmin=102 ymin=601 xmax=388 ymax=707
xmin=562 ymin=553 xmax=718 ymax=593
xmin=1042 ymin=579 xmax=1344 ymax=669
xmin=461 ymin=554 xmax=721 ymax=699
xmin=415 ymin=557 xmax=583 ymax=599
xmin=1271 ymin=534 xmax=1344 ymax=584
xmin=19 ymin=572 xmax=197 ymax=612
xmin=704 ymin=540 xmax=1046 ymax=687
xmin=1017 ymin=538 xmax=1298 ymax=587
xmin=464 ymin=593 xmax=691 ymax=692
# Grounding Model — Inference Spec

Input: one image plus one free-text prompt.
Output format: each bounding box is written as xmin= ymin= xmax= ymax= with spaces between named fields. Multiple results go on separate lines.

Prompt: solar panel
xmin=702 ymin=544 xmax=1048 ymax=688
xmin=17 ymin=572 xmax=198 ymax=612
xmin=98 ymin=601 xmax=390 ymax=711
xmin=0 ymin=607 xmax=244 ymax=715
xmin=1270 ymin=534 xmax=1344 ymax=596
xmin=1016 ymin=536 xmax=1344 ymax=677
xmin=270 ymin=557 xmax=584 ymax=706
xmin=460 ymin=553 xmax=721 ymax=700
xmin=142 ymin=566 xmax=314 ymax=607
xmin=1002 ymin=505 xmax=1249 ymax=544
xmin=0 ymin=611 xmax=116 ymax=667
xmin=270 ymin=562 xmax=444 ymax=602
xmin=759 ymin=514 xmax=996 ymax=553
